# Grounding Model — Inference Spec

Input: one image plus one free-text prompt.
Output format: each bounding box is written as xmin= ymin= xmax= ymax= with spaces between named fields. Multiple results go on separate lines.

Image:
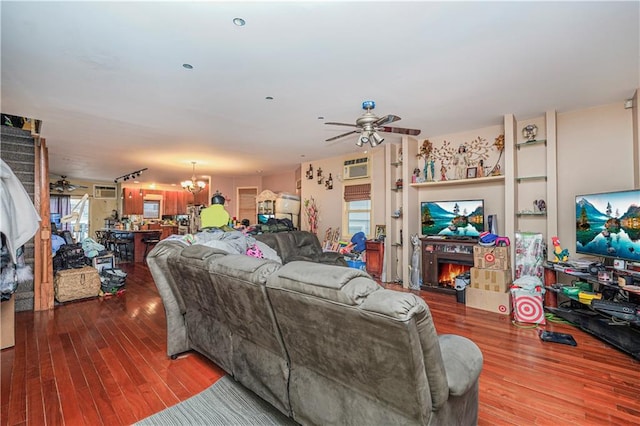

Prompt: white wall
xmin=556 ymin=102 xmax=634 ymax=261
xmin=300 ymin=148 xmax=386 ymax=240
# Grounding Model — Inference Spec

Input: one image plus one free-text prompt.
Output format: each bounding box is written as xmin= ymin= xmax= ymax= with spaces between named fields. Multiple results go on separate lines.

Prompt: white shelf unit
xmin=384 ymin=137 xmax=419 ymax=288
xmin=504 ymin=111 xmax=558 ymax=265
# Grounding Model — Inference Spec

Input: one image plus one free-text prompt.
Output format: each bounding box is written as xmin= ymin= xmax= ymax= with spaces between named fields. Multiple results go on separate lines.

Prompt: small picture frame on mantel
xmin=466 ymin=167 xmax=477 ymax=179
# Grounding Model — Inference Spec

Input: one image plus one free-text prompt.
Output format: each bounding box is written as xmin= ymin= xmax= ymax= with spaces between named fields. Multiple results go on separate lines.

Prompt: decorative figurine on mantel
xmin=440 ymin=162 xmax=447 ymax=181
xmin=453 ymin=144 xmax=470 ymax=180
xmin=426 ymin=155 xmax=435 ymax=181
xmin=417 ymin=139 xmax=436 ymax=182
xmin=412 ymin=168 xmax=420 ymax=183
xmin=477 ymin=159 xmax=485 ymax=177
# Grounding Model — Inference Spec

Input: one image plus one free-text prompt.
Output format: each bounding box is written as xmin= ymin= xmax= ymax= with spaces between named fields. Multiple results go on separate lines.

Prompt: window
xmin=346 ymin=199 xmax=371 ymax=236
xmin=143 ymin=200 xmax=161 ymax=219
xmin=69 ymin=195 xmax=90 ymax=240
xmin=343 ymin=183 xmax=372 ymax=237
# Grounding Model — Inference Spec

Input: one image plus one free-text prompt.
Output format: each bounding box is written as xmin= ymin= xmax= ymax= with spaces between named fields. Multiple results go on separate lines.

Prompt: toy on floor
xmin=551 ymin=236 xmax=569 ymax=262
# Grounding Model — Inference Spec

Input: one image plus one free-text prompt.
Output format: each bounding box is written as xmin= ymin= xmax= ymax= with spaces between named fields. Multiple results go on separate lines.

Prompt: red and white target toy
xmin=511 ymin=289 xmax=545 ymax=324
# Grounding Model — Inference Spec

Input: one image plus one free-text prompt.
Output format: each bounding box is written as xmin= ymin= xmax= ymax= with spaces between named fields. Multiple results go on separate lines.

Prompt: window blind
xmin=343 ymin=183 xmax=371 ymax=202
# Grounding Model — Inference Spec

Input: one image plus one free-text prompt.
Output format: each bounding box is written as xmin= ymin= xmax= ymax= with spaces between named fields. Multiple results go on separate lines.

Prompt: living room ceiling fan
xmin=50 ymin=176 xmax=88 ymax=193
xmin=325 ymin=101 xmax=421 ymax=147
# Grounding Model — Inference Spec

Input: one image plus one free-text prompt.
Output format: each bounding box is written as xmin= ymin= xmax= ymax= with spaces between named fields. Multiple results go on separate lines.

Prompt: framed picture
xmin=375 ymin=224 xmax=386 ymax=241
xmin=466 ymin=167 xmax=477 ymax=179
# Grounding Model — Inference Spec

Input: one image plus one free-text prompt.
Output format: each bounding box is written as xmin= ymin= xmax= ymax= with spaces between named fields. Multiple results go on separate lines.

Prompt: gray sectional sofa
xmin=148 ymin=231 xmax=483 ymax=425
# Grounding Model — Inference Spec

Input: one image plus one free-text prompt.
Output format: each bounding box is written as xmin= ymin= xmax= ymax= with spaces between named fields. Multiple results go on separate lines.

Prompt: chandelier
xmin=181 ymin=162 xmax=206 ymax=194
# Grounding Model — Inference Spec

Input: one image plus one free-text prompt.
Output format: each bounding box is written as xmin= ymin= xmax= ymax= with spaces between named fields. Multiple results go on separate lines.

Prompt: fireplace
xmin=438 ymin=261 xmax=472 ymax=287
xmin=420 ymin=237 xmax=476 ymax=294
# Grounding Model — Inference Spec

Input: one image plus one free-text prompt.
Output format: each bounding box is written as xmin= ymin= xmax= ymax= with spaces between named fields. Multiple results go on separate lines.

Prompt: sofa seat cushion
xmin=267 ymin=261 xmax=379 ymax=305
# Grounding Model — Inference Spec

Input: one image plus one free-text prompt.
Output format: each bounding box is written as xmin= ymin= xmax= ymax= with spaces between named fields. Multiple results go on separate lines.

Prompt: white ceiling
xmin=2 ymin=1 xmax=639 ymax=186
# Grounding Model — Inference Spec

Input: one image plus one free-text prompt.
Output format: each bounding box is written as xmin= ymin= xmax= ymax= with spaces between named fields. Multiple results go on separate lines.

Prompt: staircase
xmin=1 ymin=126 xmax=36 ymax=312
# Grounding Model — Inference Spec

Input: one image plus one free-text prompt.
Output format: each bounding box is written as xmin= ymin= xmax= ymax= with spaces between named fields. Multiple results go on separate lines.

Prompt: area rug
xmin=135 ymin=376 xmax=296 ymax=425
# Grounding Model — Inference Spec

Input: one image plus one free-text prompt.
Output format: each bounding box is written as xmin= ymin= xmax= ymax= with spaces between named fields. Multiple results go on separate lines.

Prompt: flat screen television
xmin=421 ymin=199 xmax=484 ymax=237
xmin=575 ymin=189 xmax=640 ymax=262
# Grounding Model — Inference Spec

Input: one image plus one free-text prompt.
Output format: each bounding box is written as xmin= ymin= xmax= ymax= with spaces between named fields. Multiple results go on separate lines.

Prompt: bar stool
xmin=142 ymin=231 xmax=162 ymax=263
xmin=112 ymin=231 xmax=133 ymax=262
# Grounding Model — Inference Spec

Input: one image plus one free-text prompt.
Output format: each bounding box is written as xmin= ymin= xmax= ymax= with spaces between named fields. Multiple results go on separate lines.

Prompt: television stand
xmin=545 ymin=263 xmax=640 ymax=360
xmin=546 ymin=306 xmax=640 ymax=360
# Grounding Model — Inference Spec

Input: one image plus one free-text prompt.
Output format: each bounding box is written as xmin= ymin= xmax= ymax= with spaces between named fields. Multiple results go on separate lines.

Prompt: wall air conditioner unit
xmin=93 ymin=184 xmax=117 ymax=199
xmin=343 ymin=157 xmax=369 ymax=180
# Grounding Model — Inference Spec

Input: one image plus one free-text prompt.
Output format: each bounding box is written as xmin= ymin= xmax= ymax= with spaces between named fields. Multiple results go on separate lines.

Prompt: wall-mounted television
xmin=421 ymin=199 xmax=484 ymax=238
xmin=575 ymin=189 xmax=640 ymax=263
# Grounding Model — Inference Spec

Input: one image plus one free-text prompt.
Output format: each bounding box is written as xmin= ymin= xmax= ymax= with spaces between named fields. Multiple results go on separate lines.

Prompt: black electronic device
xmin=538 ymin=330 xmax=578 ymax=346
xmin=591 ymin=299 xmax=639 ymax=322
xmin=588 ymin=262 xmax=606 ymax=275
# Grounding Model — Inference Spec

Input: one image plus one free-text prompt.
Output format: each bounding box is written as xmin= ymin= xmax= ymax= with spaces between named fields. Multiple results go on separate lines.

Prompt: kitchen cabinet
xmin=193 ymin=186 xmax=210 ymax=205
xmin=122 ymin=188 xmax=143 ymax=215
xmin=164 ymin=191 xmax=178 ymax=215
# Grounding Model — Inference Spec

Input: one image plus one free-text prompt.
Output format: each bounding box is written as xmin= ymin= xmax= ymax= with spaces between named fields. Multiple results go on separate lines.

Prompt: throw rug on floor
xmin=135 ymin=375 xmax=296 ymax=425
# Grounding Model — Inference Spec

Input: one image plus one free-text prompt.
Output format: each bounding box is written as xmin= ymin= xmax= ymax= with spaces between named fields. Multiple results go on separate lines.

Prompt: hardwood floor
xmin=2 ymin=263 xmax=639 ymax=425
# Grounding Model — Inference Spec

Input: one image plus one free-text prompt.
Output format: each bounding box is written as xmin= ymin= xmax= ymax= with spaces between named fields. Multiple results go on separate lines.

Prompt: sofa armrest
xmin=438 ymin=334 xmax=483 ymax=397
xmin=318 ymin=251 xmax=347 ymax=266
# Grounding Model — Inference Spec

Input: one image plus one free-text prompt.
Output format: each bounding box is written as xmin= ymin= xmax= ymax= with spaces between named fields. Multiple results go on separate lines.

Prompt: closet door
xmin=238 ymin=187 xmax=257 ymax=223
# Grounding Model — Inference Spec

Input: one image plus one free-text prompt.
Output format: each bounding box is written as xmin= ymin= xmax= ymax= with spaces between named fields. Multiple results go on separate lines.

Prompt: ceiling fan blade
xmin=325 ymin=122 xmax=358 ymax=128
xmin=374 ymin=115 xmax=401 ymax=126
xmin=326 ymin=130 xmax=358 ymax=142
xmin=378 ymin=126 xmax=421 ymax=136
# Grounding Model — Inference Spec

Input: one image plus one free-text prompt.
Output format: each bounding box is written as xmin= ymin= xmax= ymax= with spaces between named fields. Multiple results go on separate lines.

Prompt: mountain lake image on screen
xmin=421 ymin=199 xmax=484 ymax=237
xmin=575 ymin=189 xmax=640 ymax=262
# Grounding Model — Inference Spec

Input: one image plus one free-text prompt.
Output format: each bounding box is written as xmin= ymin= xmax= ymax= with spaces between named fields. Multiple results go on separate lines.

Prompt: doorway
xmin=237 ymin=187 xmax=258 ymax=224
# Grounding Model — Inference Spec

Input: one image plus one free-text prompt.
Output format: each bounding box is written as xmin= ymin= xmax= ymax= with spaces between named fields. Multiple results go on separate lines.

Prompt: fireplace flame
xmin=438 ymin=263 xmax=471 ymax=287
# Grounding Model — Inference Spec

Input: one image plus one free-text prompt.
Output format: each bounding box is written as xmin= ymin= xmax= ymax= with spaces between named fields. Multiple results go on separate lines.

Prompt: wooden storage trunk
xmin=54 ymin=266 xmax=101 ymax=302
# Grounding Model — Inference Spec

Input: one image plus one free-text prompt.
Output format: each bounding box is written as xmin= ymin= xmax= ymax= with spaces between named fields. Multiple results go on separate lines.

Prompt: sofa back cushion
xmin=255 ymin=231 xmax=321 ymax=263
xmin=206 ymin=254 xmax=291 ymax=415
xmin=266 ymin=261 xmax=446 ymax=425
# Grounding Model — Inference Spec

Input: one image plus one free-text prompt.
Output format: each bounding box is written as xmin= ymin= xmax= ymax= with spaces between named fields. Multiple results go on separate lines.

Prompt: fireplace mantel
xmin=420 ymin=237 xmax=476 ymax=294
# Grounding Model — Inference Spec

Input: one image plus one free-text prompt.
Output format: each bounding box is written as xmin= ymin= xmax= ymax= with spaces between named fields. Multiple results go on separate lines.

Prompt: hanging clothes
xmin=0 ymin=159 xmax=40 ymax=299
xmin=0 ymin=159 xmax=40 ymax=263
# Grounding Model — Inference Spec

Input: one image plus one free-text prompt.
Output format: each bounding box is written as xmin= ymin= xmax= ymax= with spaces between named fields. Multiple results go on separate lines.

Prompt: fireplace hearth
xmin=420 ymin=237 xmax=476 ymax=294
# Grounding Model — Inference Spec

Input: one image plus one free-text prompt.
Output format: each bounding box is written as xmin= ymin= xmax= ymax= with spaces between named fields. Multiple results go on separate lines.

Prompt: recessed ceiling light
xmin=183 ymin=63 xmax=193 ymax=69
xmin=233 ymin=17 xmax=246 ymax=26
xmin=265 ymin=96 xmax=274 ymax=100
